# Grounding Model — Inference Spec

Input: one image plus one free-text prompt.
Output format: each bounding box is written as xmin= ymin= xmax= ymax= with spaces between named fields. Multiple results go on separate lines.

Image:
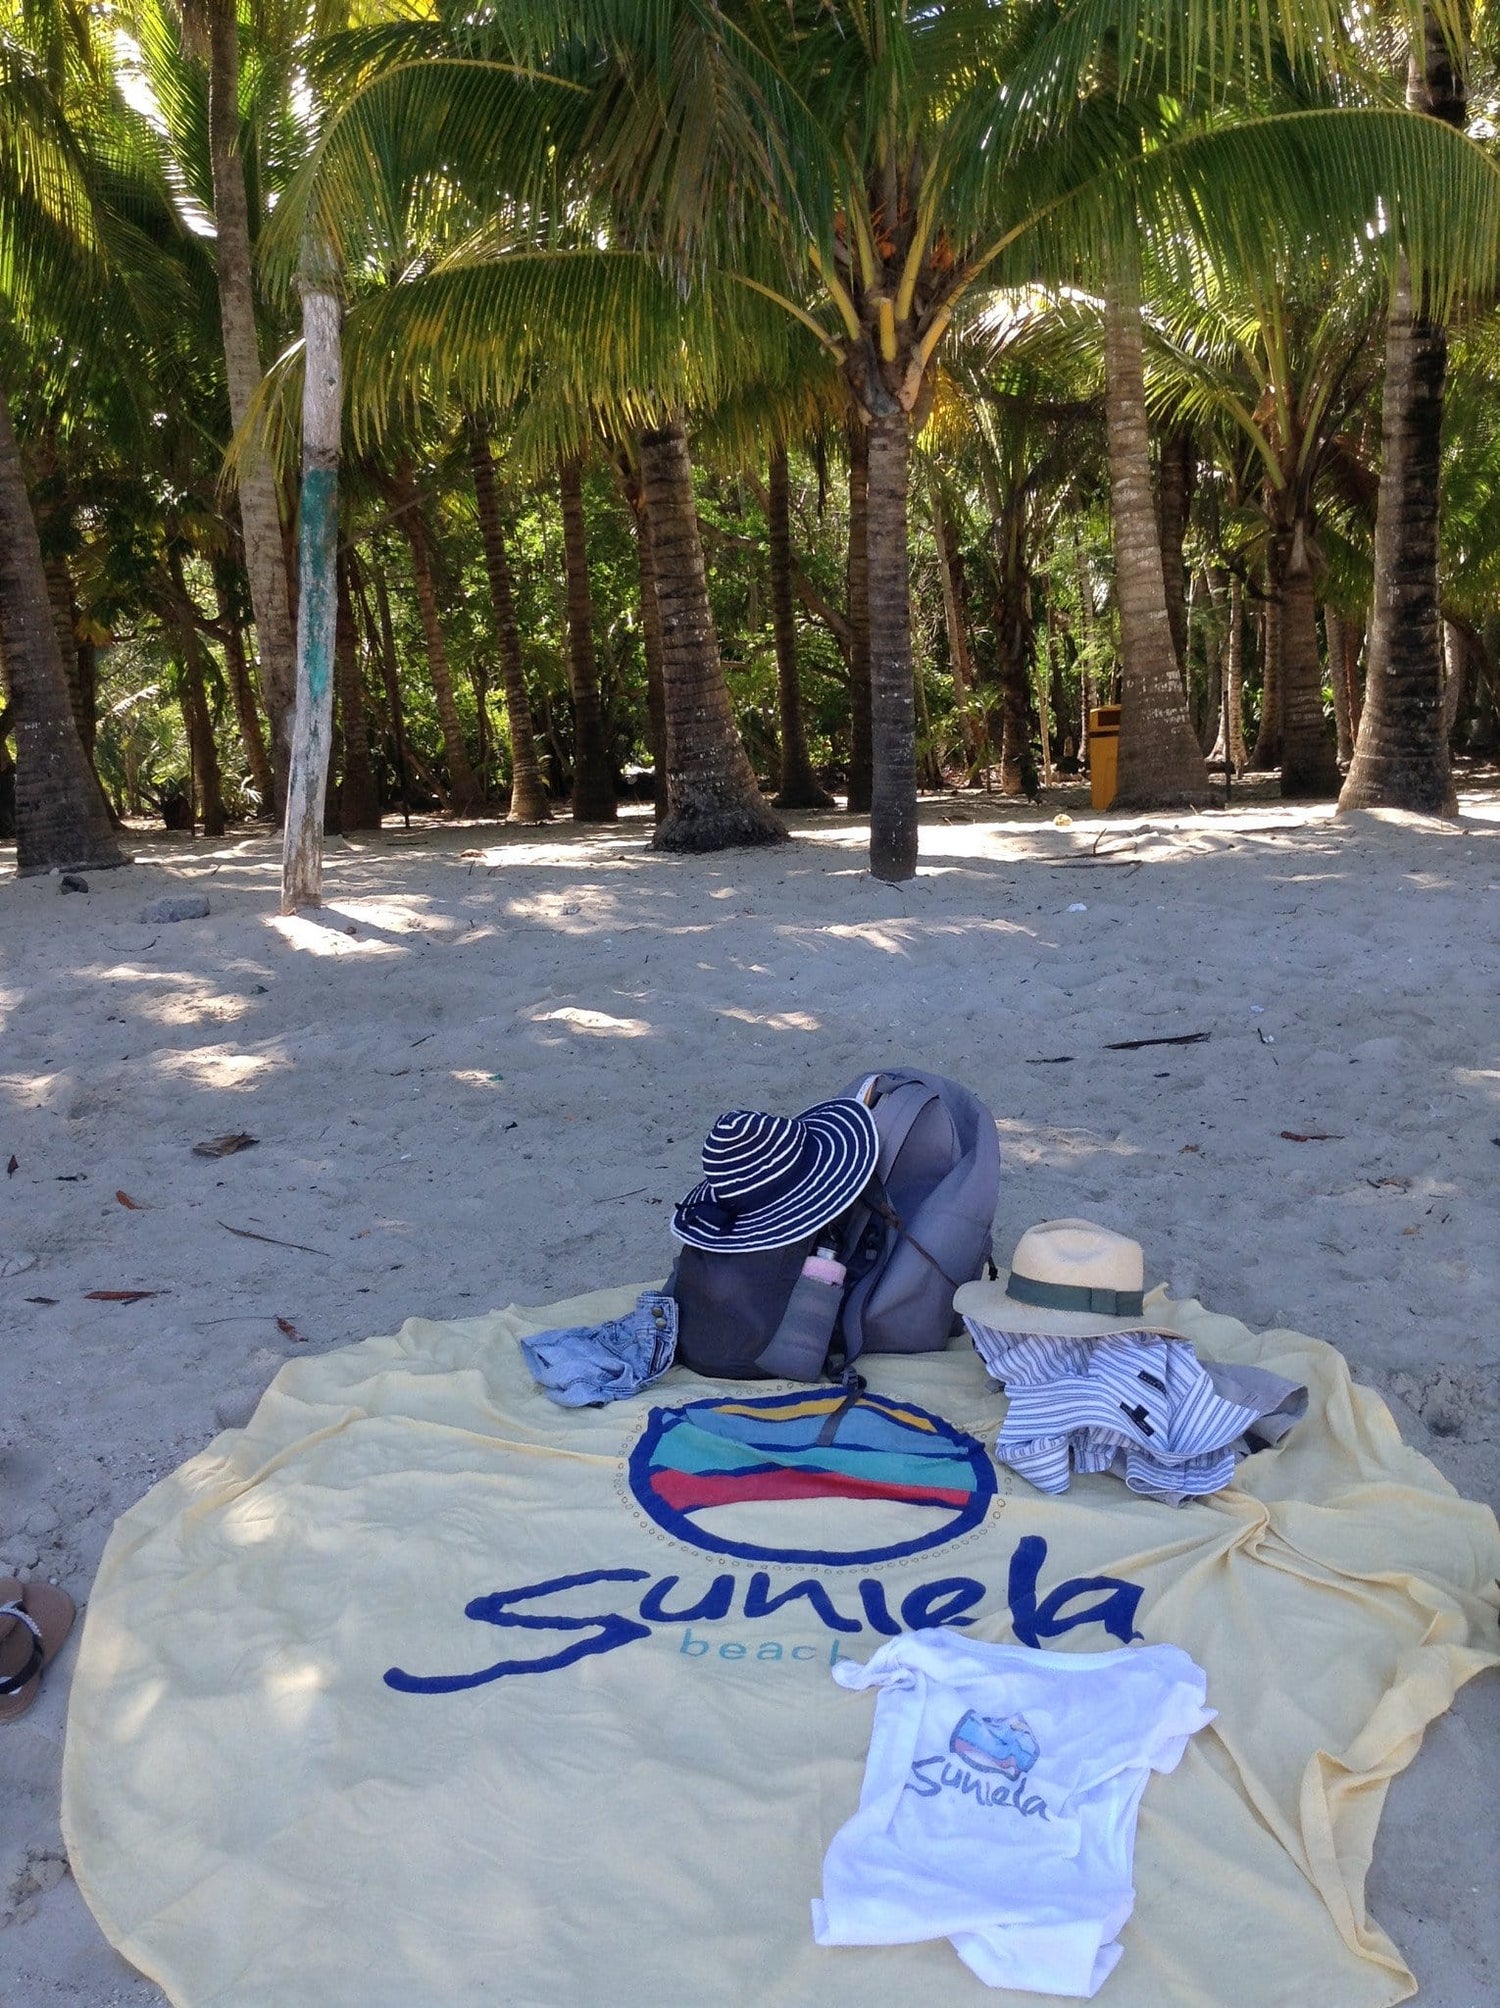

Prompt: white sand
xmin=2 ymin=783 xmax=1497 ymax=2004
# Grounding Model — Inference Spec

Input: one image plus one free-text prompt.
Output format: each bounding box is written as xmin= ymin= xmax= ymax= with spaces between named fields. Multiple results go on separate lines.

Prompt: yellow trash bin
xmin=1088 ymin=705 xmax=1120 ymax=810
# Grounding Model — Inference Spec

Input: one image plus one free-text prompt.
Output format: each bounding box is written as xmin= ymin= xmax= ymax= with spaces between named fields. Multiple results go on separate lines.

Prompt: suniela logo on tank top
xmin=907 ymin=1709 xmax=1050 ymax=1820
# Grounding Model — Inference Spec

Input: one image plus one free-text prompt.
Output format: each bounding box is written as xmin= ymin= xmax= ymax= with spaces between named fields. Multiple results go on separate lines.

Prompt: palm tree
xmin=1101 ymin=252 xmax=1209 ymax=807
xmin=0 ymin=395 xmax=124 ymax=869
xmin=0 ymin=11 xmax=133 ymax=872
xmin=639 ymin=418 xmax=787 ymax=848
xmin=1341 ymin=10 xmax=1466 ymax=817
xmin=1431 ymin=310 xmax=1500 ymax=758
xmin=281 ymin=250 xmax=342 ymax=910
xmin=213 ymin=557 xmax=276 ymax=807
xmin=467 ymin=415 xmax=551 ymax=821
xmin=1158 ymin=424 xmax=1196 ymax=673
xmin=556 ymin=451 xmax=618 ymax=822
xmin=333 ymin=551 xmax=380 ymax=828
xmin=1149 ymin=246 xmax=1383 ymax=797
xmin=844 ymin=419 xmax=873 ymax=813
xmin=927 ymin=477 xmax=980 ymax=774
xmin=939 ymin=320 xmax=1099 ymax=793
xmin=608 ymin=437 xmax=667 ymax=820
xmin=767 ymin=441 xmax=834 ymax=808
xmin=136 ymin=0 xmax=301 ymax=809
xmin=496 ymin=1 xmax=1500 ymax=868
xmin=163 ymin=540 xmax=228 ymax=834
xmin=379 ymin=456 xmax=485 ymax=815
xmin=259 ymin=35 xmax=790 ymax=851
xmin=256 ymin=1 xmax=1500 ymax=871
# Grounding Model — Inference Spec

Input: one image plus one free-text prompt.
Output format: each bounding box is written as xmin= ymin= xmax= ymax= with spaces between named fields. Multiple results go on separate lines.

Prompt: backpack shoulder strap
xmin=869 ymin=1179 xmax=966 ymax=1294
xmin=866 ymin=1076 xmax=939 ymax=1178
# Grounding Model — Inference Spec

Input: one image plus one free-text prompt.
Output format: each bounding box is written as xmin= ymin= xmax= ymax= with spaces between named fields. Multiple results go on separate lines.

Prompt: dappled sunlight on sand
xmin=266 ymin=913 xmax=404 ymax=957
xmin=995 ymin=1118 xmax=1143 ymax=1168
xmin=67 ymin=964 xmax=262 ymax=1025
xmin=529 ymin=1005 xmax=653 ymax=1037
xmin=328 ymin=898 xmax=444 ymax=933
xmin=715 ymin=1006 xmax=823 ymax=1032
xmin=153 ymin=1048 xmax=287 ymax=1090
xmin=807 ymin=924 xmax=918 ymax=958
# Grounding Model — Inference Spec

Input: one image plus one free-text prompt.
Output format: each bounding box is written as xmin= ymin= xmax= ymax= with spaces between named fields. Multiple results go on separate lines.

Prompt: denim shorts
xmin=519 ymin=1290 xmax=678 ymax=1407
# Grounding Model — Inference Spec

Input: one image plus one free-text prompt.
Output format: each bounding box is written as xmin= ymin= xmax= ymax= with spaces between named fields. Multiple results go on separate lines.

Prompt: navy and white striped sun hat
xmin=672 ymin=1098 xmax=880 ymax=1253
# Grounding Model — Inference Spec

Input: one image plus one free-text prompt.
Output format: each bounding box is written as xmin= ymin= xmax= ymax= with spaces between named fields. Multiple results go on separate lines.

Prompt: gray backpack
xmin=670 ymin=1069 xmax=1000 ymax=1379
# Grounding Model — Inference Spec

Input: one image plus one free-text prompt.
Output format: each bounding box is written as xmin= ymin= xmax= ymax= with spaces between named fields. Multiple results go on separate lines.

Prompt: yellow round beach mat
xmin=63 ymin=1286 xmax=1499 ymax=2007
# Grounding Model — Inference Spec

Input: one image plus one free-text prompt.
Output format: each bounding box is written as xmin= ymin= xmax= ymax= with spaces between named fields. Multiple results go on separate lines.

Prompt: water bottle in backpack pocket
xmin=755 ymin=1245 xmax=848 ymax=1379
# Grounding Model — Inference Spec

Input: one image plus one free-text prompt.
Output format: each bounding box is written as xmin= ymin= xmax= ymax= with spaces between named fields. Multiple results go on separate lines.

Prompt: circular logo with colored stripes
xmin=627 ymin=1389 xmax=996 ymax=1566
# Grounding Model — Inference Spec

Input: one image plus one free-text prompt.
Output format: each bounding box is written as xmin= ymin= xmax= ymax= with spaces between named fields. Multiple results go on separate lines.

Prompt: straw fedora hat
xmin=953 ymin=1219 xmax=1152 ymax=1339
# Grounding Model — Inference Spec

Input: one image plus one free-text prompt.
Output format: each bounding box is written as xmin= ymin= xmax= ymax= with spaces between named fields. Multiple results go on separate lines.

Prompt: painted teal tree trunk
xmin=281 ymin=276 xmax=343 ymax=911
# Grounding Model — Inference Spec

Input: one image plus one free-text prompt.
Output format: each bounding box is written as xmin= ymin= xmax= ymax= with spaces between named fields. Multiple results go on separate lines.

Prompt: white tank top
xmin=813 ymin=1628 xmax=1214 ymax=1997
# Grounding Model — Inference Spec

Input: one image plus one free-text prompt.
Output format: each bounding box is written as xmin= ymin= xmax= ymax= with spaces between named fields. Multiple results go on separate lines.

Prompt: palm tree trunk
xmin=215 ymin=564 xmax=275 ymax=811
xmin=994 ymin=539 xmax=1035 ymax=797
xmin=864 ymin=408 xmax=919 ymax=879
xmin=1338 ymin=266 xmax=1456 ymax=813
xmin=206 ymin=0 xmax=297 ymax=812
xmin=638 ymin=418 xmax=786 ymax=853
xmin=362 ymin=557 xmax=413 ymax=820
xmin=1101 ymin=253 xmax=1208 ymax=809
xmin=1326 ymin=606 xmax=1354 ymax=768
xmin=165 ymin=545 xmax=228 ymax=836
xmin=0 ymin=699 xmax=15 ymax=836
xmin=617 ymin=456 xmax=668 ymax=822
xmin=1278 ymin=519 xmax=1339 ymax=796
xmin=556 ymin=454 xmax=617 ymax=822
xmin=470 ymin=655 xmax=493 ymax=798
xmin=931 ymin=485 xmax=978 ymax=768
xmin=181 ymin=635 xmax=228 ymax=837
xmin=1209 ymin=574 xmax=1249 ymax=772
xmin=912 ymin=627 xmax=944 ymax=791
xmin=1196 ymin=570 xmax=1222 ymax=751
xmin=768 ymin=442 xmax=832 ymax=808
xmin=335 ymin=552 xmax=380 ymax=830
xmin=1442 ymin=618 xmax=1467 ymax=739
xmin=467 ymin=419 xmax=550 ymax=822
xmin=282 ymin=278 xmax=343 ymax=907
xmin=845 ymin=421 xmax=873 ymax=813
xmin=1073 ymin=520 xmax=1094 ymax=762
xmin=1345 ymin=614 xmax=1366 ymax=743
xmin=1038 ymin=616 xmax=1056 ymax=787
xmin=43 ymin=553 xmax=92 ymax=751
xmin=1248 ymin=535 xmax=1284 ymax=769
xmin=388 ymin=465 xmax=483 ymax=815
xmin=1157 ymin=425 xmax=1196 ymax=675
xmin=0 ymin=385 xmax=124 ymax=873
xmin=1341 ymin=13 xmax=1462 ymax=815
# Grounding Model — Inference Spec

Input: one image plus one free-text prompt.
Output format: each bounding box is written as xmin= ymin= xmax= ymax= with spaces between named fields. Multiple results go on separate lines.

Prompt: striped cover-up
xmin=964 ymin=1326 xmax=1307 ymax=1504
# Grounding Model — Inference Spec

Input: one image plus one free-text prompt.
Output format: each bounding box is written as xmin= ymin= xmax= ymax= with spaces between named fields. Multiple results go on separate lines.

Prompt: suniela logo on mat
xmin=383 ymin=1393 xmax=1145 ymax=1694
xmin=627 ymin=1389 xmax=997 ymax=1567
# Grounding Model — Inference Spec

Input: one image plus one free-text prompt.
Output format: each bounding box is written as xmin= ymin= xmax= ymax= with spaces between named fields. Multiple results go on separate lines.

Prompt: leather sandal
xmin=0 ymin=1578 xmax=76 ymax=1722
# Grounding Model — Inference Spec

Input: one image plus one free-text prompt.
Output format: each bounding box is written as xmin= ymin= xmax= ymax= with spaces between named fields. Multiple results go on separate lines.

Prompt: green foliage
xmin=4 ymin=0 xmax=1500 ymax=829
